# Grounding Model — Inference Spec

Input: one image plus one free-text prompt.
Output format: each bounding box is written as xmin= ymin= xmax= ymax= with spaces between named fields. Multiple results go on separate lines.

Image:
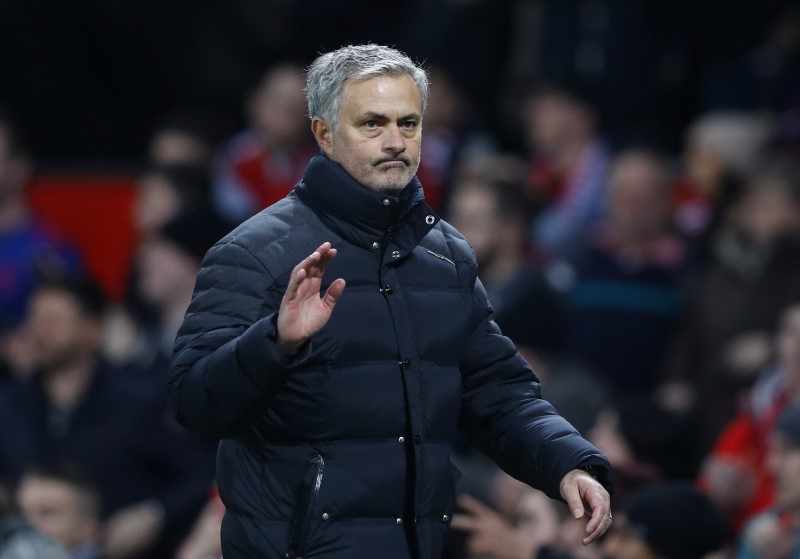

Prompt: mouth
xmin=375 ymin=158 xmax=409 ymax=168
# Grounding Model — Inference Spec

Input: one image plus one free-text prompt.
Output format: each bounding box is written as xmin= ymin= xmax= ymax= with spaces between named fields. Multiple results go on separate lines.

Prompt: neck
xmin=43 ymin=357 xmax=96 ymax=410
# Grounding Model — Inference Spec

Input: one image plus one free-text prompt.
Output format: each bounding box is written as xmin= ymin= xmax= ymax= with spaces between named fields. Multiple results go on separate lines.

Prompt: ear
xmin=311 ymin=117 xmax=334 ymax=157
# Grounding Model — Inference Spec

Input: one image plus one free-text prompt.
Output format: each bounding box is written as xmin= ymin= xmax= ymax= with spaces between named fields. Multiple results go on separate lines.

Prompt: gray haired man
xmin=169 ymin=44 xmax=613 ymax=558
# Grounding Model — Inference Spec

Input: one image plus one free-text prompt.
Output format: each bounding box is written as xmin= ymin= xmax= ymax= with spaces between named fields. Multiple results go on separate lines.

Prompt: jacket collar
xmin=295 ymin=155 xmax=438 ymax=253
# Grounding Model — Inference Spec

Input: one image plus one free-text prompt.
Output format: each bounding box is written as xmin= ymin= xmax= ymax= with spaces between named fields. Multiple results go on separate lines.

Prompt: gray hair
xmin=306 ymin=44 xmax=429 ymax=130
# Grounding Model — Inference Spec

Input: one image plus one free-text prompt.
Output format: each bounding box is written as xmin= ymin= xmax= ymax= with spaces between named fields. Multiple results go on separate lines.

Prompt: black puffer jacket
xmin=168 ymin=156 xmax=612 ymax=559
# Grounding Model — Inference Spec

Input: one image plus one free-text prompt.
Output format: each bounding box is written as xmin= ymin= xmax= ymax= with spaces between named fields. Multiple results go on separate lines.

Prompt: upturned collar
xmin=294 ymin=155 xmax=438 ymax=255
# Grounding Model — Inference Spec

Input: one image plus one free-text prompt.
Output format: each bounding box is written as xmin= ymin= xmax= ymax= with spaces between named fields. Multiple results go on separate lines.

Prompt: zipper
xmin=289 ymin=454 xmax=325 ymax=558
xmin=426 ymin=249 xmax=455 ymax=266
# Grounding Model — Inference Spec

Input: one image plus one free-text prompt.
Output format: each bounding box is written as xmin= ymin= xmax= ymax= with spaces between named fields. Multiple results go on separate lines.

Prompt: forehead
xmin=339 ymin=75 xmax=422 ymax=115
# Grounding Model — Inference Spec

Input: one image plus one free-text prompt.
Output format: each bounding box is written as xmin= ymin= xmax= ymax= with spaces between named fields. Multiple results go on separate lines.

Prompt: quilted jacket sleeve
xmin=458 ymin=278 xmax=613 ymax=500
xmin=167 ymin=240 xmax=310 ymax=439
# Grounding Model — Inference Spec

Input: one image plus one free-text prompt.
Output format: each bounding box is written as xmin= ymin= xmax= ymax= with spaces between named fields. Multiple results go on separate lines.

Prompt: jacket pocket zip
xmin=289 ymin=454 xmax=325 ymax=558
xmin=426 ymin=249 xmax=456 ymax=266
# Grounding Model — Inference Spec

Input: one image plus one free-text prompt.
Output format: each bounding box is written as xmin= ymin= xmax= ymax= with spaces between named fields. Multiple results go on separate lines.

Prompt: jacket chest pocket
xmin=287 ymin=454 xmax=325 ymax=559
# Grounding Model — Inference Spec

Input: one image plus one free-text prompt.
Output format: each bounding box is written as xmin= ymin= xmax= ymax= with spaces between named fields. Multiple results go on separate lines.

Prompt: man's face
xmin=17 ymin=476 xmax=97 ymax=552
xmin=316 ymin=74 xmax=422 ymax=193
xmin=25 ymin=290 xmax=99 ymax=371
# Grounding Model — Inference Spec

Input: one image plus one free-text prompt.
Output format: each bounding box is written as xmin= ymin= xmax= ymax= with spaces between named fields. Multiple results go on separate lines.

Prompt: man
xmin=16 ymin=462 xmax=102 ymax=559
xmin=169 ymin=44 xmax=613 ymax=559
xmin=0 ymin=276 xmax=214 ymax=559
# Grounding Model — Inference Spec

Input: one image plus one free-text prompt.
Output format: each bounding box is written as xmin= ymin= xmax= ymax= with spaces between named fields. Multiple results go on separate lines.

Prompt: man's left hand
xmin=559 ymin=468 xmax=612 ymax=545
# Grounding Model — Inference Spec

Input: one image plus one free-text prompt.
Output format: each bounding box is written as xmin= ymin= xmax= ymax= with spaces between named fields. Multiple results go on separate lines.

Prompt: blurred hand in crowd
xmin=102 ymin=501 xmax=164 ymax=559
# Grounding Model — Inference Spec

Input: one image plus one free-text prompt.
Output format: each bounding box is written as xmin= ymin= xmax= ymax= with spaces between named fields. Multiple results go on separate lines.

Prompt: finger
xmin=306 ymin=244 xmax=337 ymax=279
xmin=456 ymin=495 xmax=493 ymax=517
xmin=314 ymin=247 xmax=338 ymax=276
xmin=582 ymin=490 xmax=611 ymax=545
xmin=283 ymin=267 xmax=308 ymax=301
xmin=450 ymin=513 xmax=480 ymax=532
xmin=562 ymin=481 xmax=585 ymax=520
xmin=582 ymin=507 xmax=608 ymax=544
xmin=322 ymin=279 xmax=346 ymax=308
xmin=583 ymin=513 xmax=612 ymax=545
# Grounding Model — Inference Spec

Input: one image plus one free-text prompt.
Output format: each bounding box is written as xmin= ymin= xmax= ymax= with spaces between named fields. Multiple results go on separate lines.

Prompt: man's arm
xmin=458 ymin=279 xmax=613 ymax=543
xmin=167 ymin=241 xmax=344 ymax=439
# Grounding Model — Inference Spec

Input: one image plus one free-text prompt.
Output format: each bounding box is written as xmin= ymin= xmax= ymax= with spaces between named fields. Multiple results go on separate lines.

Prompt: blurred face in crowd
xmin=768 ymin=432 xmax=800 ymax=509
xmin=313 ymin=74 xmax=422 ymax=193
xmin=685 ymin=141 xmax=724 ymax=197
xmin=448 ymin=182 xmax=498 ymax=267
xmin=778 ymin=306 xmax=800 ymax=383
xmin=600 ymin=516 xmax=660 ymax=559
xmin=17 ymin=475 xmax=99 ymax=553
xmin=25 ymin=289 xmax=102 ymax=371
xmin=149 ymin=129 xmax=210 ymax=167
xmin=134 ymin=172 xmax=183 ymax=237
xmin=525 ymin=91 xmax=594 ymax=159
xmin=138 ymin=238 xmax=200 ymax=309
xmin=423 ymin=67 xmax=464 ymax=131
xmin=249 ymin=65 xmax=309 ymax=147
xmin=607 ymin=152 xmax=672 ymax=242
xmin=737 ymin=178 xmax=800 ymax=244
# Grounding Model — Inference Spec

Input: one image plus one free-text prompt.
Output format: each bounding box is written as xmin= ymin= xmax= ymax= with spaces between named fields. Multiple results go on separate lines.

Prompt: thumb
xmin=322 ymin=278 xmax=346 ymax=308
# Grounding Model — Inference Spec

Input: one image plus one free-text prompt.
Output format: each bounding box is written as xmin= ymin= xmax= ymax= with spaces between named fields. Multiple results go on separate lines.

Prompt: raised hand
xmin=276 ymin=242 xmax=346 ymax=354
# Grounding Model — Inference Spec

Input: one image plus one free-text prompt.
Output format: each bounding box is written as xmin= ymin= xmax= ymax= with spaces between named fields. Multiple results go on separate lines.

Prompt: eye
xmin=363 ymin=120 xmax=379 ymax=129
xmin=401 ymin=120 xmax=418 ymax=130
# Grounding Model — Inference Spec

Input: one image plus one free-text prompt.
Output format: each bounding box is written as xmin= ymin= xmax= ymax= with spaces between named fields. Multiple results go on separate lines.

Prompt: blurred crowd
xmin=2 ymin=1 xmax=800 ymax=558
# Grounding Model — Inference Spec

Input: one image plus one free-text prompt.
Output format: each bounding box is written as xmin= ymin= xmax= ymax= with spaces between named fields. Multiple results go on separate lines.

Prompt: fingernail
xmin=572 ymin=508 xmax=581 ymax=518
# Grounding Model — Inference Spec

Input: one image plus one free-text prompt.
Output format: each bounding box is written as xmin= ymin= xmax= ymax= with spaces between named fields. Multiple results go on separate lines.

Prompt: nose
xmin=383 ymin=124 xmax=406 ymax=154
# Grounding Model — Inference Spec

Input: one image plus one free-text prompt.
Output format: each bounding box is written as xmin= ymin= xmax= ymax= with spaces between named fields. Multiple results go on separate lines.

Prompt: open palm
xmin=276 ymin=242 xmax=346 ymax=353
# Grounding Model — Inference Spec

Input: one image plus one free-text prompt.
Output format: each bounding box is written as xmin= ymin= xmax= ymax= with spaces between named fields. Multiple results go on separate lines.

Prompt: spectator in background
xmin=667 ymin=153 xmax=800 ymax=448
xmin=0 ymin=110 xmax=81 ymax=376
xmin=132 ymin=164 xmax=216 ymax=242
xmin=416 ymin=66 xmax=492 ymax=212
xmin=0 ymin=276 xmax=214 ymax=559
xmin=107 ymin=164 xmax=221 ymax=364
xmin=564 ymin=148 xmax=685 ymax=396
xmin=147 ymin=110 xmax=231 ymax=169
xmin=16 ymin=462 xmax=102 ymax=559
xmin=212 ymin=63 xmax=317 ymax=225
xmin=125 ymin=210 xmax=228 ymax=378
xmin=0 ymin=480 xmax=69 ymax=559
xmin=522 ymin=83 xmax=610 ymax=260
xmin=700 ymin=303 xmax=800 ymax=534
xmin=737 ymin=403 xmax=800 ymax=559
xmin=675 ymin=112 xmax=775 ymax=266
xmin=601 ymin=482 xmax=727 ymax=559
xmin=445 ymin=154 xmax=567 ymax=356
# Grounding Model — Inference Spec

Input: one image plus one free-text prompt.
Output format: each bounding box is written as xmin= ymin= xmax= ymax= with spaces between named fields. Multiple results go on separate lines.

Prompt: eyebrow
xmin=360 ymin=111 xmax=421 ymax=121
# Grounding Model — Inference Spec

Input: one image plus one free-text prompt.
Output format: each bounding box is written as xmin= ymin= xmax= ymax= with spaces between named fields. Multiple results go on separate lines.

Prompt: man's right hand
xmin=276 ymin=242 xmax=346 ymax=354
